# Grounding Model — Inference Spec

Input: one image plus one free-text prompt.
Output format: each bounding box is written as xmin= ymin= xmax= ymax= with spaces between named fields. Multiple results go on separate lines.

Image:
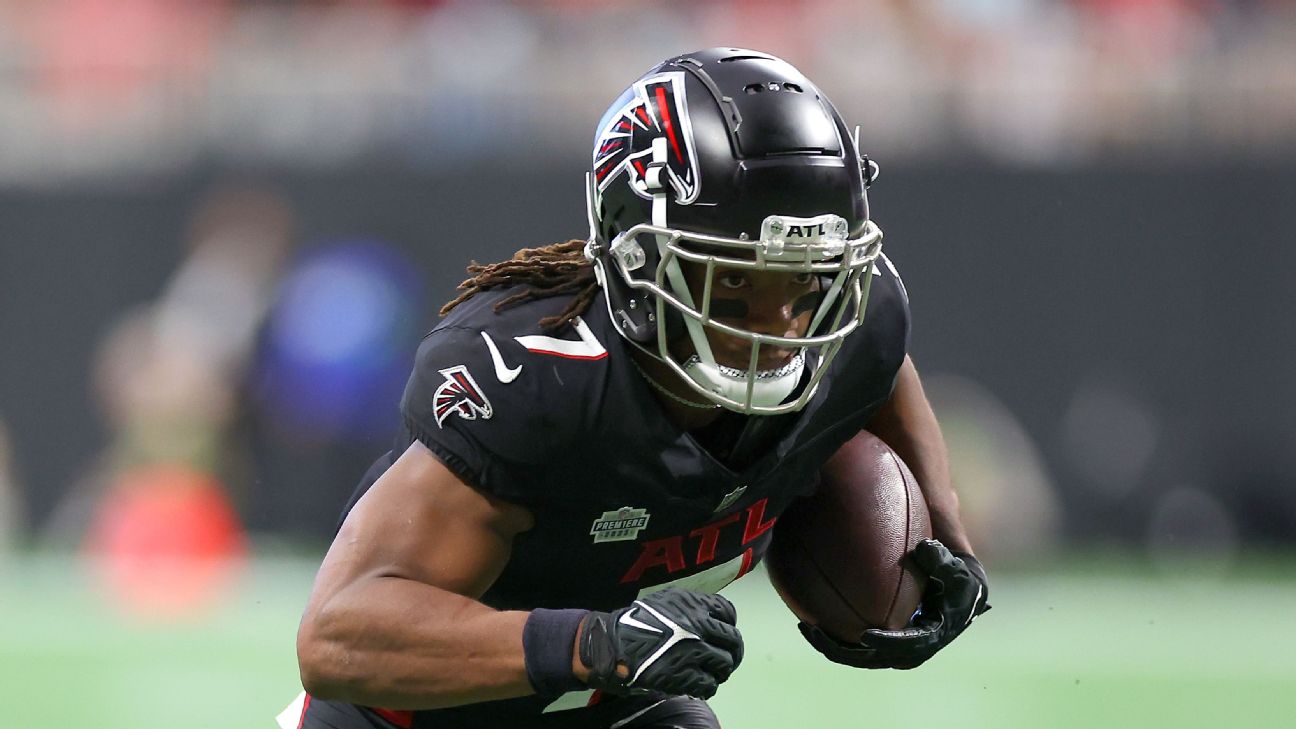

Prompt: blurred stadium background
xmin=1 ymin=0 xmax=1295 ymax=727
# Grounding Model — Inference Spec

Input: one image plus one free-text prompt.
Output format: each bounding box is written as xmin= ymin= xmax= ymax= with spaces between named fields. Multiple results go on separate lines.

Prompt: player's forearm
xmin=907 ymin=456 xmax=972 ymax=555
xmin=878 ymin=422 xmax=970 ymax=552
xmin=297 ymin=575 xmax=534 ymax=709
xmin=867 ymin=357 xmax=974 ymax=555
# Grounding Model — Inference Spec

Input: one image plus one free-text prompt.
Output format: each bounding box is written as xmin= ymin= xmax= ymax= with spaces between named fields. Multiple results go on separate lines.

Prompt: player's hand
xmin=578 ymin=587 xmax=744 ymax=699
xmin=798 ymin=539 xmax=990 ymax=670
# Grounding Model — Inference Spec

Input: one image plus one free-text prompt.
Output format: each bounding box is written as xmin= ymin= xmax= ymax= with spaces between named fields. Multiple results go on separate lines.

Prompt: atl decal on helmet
xmin=432 ymin=365 xmax=493 ymax=427
xmin=593 ymin=72 xmax=701 ymax=205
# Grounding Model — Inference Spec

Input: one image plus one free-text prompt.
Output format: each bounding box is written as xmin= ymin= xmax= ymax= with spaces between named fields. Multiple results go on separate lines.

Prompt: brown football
xmin=766 ymin=430 xmax=931 ymax=640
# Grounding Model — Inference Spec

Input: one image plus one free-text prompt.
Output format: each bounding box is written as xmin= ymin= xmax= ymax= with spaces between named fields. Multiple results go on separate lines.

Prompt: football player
xmin=288 ymin=48 xmax=989 ymax=729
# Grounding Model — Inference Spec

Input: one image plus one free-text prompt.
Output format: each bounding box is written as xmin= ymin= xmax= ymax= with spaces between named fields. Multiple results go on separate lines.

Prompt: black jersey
xmin=298 ymin=256 xmax=910 ymax=729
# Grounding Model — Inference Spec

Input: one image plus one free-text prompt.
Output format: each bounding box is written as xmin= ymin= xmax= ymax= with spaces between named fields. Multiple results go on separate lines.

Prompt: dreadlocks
xmin=439 ymin=239 xmax=600 ymax=333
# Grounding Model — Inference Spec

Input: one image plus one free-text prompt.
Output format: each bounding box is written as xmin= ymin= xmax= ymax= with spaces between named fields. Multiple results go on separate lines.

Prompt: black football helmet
xmin=584 ymin=48 xmax=883 ymax=414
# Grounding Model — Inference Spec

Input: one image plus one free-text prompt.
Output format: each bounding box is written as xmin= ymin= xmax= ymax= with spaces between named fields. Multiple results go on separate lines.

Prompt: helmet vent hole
xmin=745 ymin=81 xmax=801 ymax=95
xmin=720 ymin=54 xmax=773 ymax=63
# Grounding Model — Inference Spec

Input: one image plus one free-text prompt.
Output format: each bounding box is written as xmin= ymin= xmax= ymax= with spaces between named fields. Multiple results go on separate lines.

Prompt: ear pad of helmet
xmin=595 ymin=259 xmax=655 ymax=343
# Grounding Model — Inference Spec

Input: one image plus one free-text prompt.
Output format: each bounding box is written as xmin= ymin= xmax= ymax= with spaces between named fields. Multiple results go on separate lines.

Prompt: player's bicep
xmin=313 ymin=440 xmax=534 ymax=602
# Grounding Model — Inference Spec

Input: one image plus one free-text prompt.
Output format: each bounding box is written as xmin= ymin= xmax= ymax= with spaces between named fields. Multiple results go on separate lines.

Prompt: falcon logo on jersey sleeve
xmin=593 ymin=72 xmax=700 ymax=205
xmin=433 ymin=365 xmax=493 ymax=427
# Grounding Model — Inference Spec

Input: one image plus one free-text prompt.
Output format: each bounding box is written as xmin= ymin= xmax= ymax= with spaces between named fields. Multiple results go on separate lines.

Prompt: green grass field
xmin=2 ymin=552 xmax=1294 ymax=729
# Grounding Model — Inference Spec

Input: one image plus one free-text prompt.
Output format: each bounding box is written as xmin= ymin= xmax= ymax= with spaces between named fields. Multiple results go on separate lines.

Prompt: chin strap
xmin=683 ymin=353 xmax=805 ymax=412
xmin=630 ymin=356 xmax=720 ymax=410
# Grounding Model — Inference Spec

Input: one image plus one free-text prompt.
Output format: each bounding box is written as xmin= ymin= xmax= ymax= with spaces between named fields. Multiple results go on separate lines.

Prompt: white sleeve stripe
xmin=515 ymin=317 xmax=608 ymax=359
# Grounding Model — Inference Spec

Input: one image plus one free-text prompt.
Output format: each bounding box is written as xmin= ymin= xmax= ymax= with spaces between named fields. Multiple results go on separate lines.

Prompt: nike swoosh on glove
xmin=579 ymin=587 xmax=744 ymax=699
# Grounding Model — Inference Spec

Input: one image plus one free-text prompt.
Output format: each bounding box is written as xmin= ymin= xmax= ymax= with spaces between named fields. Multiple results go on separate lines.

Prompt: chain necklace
xmin=630 ymin=358 xmax=721 ymax=410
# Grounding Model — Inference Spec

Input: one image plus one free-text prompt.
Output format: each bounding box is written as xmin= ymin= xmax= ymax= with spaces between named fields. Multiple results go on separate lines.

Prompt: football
xmin=765 ymin=430 xmax=931 ymax=640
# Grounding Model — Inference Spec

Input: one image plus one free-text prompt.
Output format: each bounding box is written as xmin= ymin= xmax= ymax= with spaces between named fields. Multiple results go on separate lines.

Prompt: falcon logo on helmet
xmin=593 ymin=72 xmax=701 ymax=205
xmin=585 ymin=49 xmax=886 ymax=416
xmin=433 ymin=365 xmax=493 ymax=426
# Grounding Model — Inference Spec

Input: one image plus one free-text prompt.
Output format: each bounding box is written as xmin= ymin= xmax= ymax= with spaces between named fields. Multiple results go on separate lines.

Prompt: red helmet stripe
xmin=595 ymin=156 xmax=618 ymax=182
xmin=655 ymin=86 xmax=684 ymax=164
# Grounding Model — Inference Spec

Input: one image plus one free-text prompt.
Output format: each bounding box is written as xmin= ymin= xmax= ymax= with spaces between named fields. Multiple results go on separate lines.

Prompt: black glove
xmin=799 ymin=538 xmax=990 ymax=670
xmin=578 ymin=587 xmax=744 ymax=699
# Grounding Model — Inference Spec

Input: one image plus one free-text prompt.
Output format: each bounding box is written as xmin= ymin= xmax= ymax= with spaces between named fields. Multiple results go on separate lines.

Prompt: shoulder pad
xmin=402 ymin=301 xmax=617 ymax=504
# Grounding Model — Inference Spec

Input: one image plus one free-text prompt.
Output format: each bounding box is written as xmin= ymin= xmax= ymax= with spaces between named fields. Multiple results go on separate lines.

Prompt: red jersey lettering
xmin=742 ymin=498 xmax=777 ymax=543
xmin=688 ymin=512 xmax=741 ymax=566
xmin=620 ymin=536 xmax=687 ymax=583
